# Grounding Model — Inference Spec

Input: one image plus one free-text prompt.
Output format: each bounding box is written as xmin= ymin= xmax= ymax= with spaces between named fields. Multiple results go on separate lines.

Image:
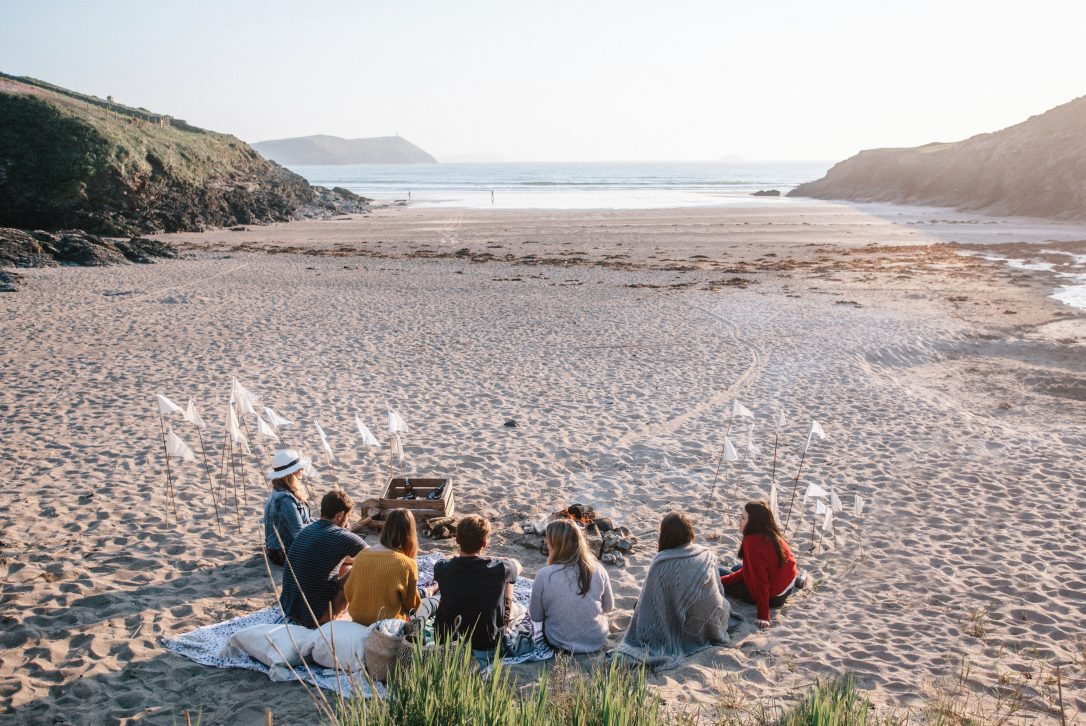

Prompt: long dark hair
xmin=739 ymin=500 xmax=787 ymax=566
xmin=658 ymin=511 xmax=695 ymax=552
xmin=380 ymin=509 xmax=419 ymax=559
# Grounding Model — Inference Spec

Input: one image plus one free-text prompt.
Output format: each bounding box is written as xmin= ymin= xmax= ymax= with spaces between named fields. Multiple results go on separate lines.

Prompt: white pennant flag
xmin=156 ymin=394 xmax=183 ymax=417
xmin=356 ymin=415 xmax=381 ymax=448
xmin=723 ymin=436 xmax=739 ymax=463
xmin=165 ymin=426 xmax=196 ymax=462
xmin=183 ymin=399 xmax=206 ymax=429
xmin=830 ymin=488 xmax=843 ymax=512
xmin=775 ymin=410 xmax=785 ymax=435
xmin=264 ymin=407 xmax=294 ymax=430
xmin=821 ymin=505 xmax=834 ymax=533
xmin=732 ymin=400 xmax=754 ymax=419
xmin=232 ymin=379 xmax=259 ymax=416
xmin=314 ymin=421 xmax=335 ymax=461
xmin=802 ymin=481 xmax=829 ymax=506
xmin=256 ymin=415 xmax=280 ymax=442
xmin=745 ymin=425 xmax=761 ymax=459
xmin=804 ymin=420 xmax=827 ymax=453
xmin=854 ymin=495 xmax=865 ymax=517
xmin=226 ymin=405 xmax=250 ymax=454
xmin=815 ymin=498 xmax=828 ymax=516
xmin=389 ymin=433 xmax=405 ymax=466
xmin=769 ymin=481 xmax=780 ymax=522
xmin=387 ymin=409 xmax=409 ymax=435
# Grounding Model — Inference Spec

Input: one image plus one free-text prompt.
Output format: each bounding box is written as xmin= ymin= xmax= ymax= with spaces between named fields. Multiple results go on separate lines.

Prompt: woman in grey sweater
xmin=529 ymin=519 xmax=614 ymax=653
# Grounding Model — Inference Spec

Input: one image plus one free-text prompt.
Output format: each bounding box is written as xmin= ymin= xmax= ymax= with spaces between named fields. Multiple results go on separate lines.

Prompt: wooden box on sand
xmin=355 ymin=478 xmax=455 ymax=535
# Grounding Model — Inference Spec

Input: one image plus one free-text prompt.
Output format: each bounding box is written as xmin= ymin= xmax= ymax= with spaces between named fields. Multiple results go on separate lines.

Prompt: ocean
xmin=285 ymin=160 xmax=833 ymax=210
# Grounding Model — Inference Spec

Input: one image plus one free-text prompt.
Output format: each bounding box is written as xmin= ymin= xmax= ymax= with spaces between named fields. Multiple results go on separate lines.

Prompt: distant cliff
xmin=253 ymin=134 xmax=437 ymax=165
xmin=789 ymin=95 xmax=1086 ymax=220
xmin=0 ymin=73 xmax=365 ymax=235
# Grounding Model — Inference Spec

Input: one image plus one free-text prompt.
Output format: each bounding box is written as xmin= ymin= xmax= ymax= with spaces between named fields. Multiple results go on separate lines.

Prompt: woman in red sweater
xmin=720 ymin=500 xmax=805 ymax=628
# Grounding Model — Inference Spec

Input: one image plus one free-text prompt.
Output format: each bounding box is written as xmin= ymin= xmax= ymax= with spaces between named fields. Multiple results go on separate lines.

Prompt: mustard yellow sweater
xmin=343 ymin=548 xmax=420 ymax=625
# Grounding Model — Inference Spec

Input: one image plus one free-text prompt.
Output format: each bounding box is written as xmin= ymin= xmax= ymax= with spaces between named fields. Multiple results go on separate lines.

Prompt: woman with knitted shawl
xmin=612 ymin=512 xmax=730 ymax=670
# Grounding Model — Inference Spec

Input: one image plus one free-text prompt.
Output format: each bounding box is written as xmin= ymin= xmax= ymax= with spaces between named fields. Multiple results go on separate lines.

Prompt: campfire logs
xmin=518 ymin=502 xmax=637 ymax=566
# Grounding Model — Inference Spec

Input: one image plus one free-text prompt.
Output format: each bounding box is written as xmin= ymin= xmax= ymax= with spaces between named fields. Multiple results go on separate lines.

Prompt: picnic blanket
xmin=162 ymin=553 xmax=553 ymax=696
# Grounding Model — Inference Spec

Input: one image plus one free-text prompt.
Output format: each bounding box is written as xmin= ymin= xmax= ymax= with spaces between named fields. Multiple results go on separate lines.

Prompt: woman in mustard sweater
xmin=344 ymin=509 xmax=423 ymax=624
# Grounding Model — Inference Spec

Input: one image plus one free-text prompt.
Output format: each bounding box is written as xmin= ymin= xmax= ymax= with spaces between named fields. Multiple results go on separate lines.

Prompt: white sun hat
xmin=266 ymin=449 xmax=311 ymax=480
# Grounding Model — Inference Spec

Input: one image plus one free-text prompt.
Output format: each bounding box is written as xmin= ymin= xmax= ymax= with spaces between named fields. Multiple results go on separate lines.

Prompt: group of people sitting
xmin=262 ymin=448 xmax=806 ymax=667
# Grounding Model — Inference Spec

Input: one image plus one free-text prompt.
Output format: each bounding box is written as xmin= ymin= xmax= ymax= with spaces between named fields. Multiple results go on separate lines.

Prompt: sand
xmin=1 ymin=199 xmax=1084 ymax=724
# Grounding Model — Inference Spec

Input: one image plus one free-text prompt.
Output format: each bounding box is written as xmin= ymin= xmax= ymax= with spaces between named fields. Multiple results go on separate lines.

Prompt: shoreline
xmin=2 ymin=203 xmax=1084 ymax=722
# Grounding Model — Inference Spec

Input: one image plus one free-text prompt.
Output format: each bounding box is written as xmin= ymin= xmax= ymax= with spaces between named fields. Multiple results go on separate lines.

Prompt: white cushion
xmin=310 ymin=621 xmax=373 ymax=671
xmin=220 ymin=623 xmax=317 ymax=668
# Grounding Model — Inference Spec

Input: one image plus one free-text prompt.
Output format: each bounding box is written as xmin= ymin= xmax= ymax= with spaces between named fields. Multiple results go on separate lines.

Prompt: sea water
xmin=285 ymin=160 xmax=832 ymax=210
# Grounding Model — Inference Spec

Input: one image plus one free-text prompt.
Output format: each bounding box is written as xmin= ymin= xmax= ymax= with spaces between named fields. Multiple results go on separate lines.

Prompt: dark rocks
xmin=0 ymin=227 xmax=179 ymax=290
xmin=751 ymin=189 xmax=781 ymax=196
xmin=503 ymin=419 xmax=518 ymax=428
xmin=0 ymin=270 xmax=22 ymax=292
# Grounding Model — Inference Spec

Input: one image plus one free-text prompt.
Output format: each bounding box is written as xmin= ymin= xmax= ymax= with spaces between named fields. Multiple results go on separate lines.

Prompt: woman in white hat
xmin=263 ymin=449 xmax=313 ymax=566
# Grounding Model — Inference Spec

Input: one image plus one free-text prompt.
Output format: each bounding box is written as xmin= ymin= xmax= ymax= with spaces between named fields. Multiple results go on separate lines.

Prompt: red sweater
xmin=720 ymin=534 xmax=798 ymax=621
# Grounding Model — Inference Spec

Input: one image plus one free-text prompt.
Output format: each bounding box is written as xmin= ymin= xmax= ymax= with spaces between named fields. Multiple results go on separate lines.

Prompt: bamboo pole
xmin=193 ymin=417 xmax=223 ymax=535
xmin=158 ymin=416 xmax=179 ymax=525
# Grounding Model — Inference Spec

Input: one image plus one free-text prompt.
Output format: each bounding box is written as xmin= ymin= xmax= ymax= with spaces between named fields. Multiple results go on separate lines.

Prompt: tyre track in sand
xmin=612 ymin=299 xmax=767 ymax=451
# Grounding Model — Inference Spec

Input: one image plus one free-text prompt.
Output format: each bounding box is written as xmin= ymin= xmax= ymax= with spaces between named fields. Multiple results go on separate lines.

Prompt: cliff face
xmin=0 ymin=74 xmax=332 ymax=235
xmin=789 ymin=95 xmax=1086 ymax=220
xmin=253 ymin=134 xmax=437 ymax=165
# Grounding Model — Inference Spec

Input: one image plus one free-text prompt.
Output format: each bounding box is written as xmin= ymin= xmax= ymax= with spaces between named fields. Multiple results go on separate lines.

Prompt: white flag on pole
xmin=802 ymin=482 xmax=829 ymax=506
xmin=256 ymin=415 xmax=280 ymax=442
xmin=226 ymin=405 xmax=250 ymax=454
xmin=264 ymin=407 xmax=294 ymax=430
xmin=732 ymin=400 xmax=754 ymax=419
xmin=769 ymin=481 xmax=780 ymax=522
xmin=314 ymin=421 xmax=335 ymax=461
xmin=388 ymin=409 xmax=409 ymax=435
xmin=232 ymin=379 xmax=260 ymax=416
xmin=165 ymin=426 xmax=196 ymax=462
xmin=815 ymin=498 xmax=827 ymax=515
xmin=183 ymin=399 xmax=206 ymax=429
xmin=156 ymin=394 xmax=183 ymax=416
xmin=745 ymin=425 xmax=761 ymax=459
xmin=804 ymin=420 xmax=827 ymax=453
xmin=723 ymin=436 xmax=739 ymax=463
xmin=389 ymin=433 xmax=405 ymax=466
xmin=830 ymin=488 xmax=843 ymax=512
xmin=854 ymin=494 xmax=865 ymax=517
xmin=821 ymin=505 xmax=834 ymax=533
xmin=356 ymin=415 xmax=381 ymax=447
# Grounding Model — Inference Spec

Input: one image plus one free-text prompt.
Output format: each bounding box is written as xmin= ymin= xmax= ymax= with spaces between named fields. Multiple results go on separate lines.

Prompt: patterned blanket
xmin=161 ymin=553 xmax=554 ymax=696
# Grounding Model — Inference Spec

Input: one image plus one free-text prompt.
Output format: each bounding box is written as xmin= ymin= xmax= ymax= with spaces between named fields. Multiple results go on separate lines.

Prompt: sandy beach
xmin=2 ymin=199 xmax=1085 ymax=724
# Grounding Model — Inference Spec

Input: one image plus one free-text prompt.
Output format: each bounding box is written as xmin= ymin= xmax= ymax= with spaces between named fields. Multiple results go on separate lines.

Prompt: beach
xmin=1 ymin=200 xmax=1084 ymax=724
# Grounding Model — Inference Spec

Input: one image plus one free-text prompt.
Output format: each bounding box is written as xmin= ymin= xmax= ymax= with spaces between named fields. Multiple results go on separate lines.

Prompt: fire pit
xmin=518 ymin=502 xmax=637 ymax=566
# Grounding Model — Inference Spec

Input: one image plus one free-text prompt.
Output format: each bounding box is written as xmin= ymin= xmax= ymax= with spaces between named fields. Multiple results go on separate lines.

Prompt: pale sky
xmin=2 ymin=0 xmax=1083 ymax=161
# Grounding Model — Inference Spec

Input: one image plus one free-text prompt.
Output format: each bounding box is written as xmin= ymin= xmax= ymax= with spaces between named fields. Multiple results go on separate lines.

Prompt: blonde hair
xmin=545 ymin=519 xmax=597 ymax=596
xmin=271 ymin=471 xmax=306 ymax=504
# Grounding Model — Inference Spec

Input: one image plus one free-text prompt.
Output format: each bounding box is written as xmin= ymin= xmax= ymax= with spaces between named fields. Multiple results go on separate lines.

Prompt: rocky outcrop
xmin=0 ymin=73 xmax=368 ymax=235
xmin=789 ymin=95 xmax=1086 ymax=221
xmin=253 ymin=134 xmax=438 ymax=165
xmin=0 ymin=227 xmax=177 ymax=269
xmin=751 ymin=189 xmax=781 ymax=196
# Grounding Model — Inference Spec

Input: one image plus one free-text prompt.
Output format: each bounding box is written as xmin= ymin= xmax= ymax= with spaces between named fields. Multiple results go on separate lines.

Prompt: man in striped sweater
xmin=278 ymin=489 xmax=367 ymax=628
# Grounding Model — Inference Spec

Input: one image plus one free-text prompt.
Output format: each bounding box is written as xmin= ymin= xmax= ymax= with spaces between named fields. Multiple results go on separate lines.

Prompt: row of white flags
xmin=155 ymin=380 xmax=411 ymax=470
xmin=725 ymin=400 xmax=866 ymax=533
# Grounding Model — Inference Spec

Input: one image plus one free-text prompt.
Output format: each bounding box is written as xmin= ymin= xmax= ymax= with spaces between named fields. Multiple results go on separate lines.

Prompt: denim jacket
xmin=263 ymin=489 xmax=312 ymax=552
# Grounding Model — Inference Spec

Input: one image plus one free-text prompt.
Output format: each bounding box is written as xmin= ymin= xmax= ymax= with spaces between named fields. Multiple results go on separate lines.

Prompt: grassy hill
xmin=0 ymin=72 xmax=321 ymax=235
xmin=789 ymin=95 xmax=1086 ymax=220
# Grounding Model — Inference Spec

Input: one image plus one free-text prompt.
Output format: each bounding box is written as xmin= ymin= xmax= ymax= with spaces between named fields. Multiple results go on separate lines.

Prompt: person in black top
xmin=433 ymin=514 xmax=530 ymax=657
xmin=279 ymin=488 xmax=366 ymax=628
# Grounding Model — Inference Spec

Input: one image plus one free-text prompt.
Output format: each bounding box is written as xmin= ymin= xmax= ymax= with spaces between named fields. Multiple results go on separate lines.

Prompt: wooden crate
xmin=376 ymin=477 xmax=455 ymax=523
